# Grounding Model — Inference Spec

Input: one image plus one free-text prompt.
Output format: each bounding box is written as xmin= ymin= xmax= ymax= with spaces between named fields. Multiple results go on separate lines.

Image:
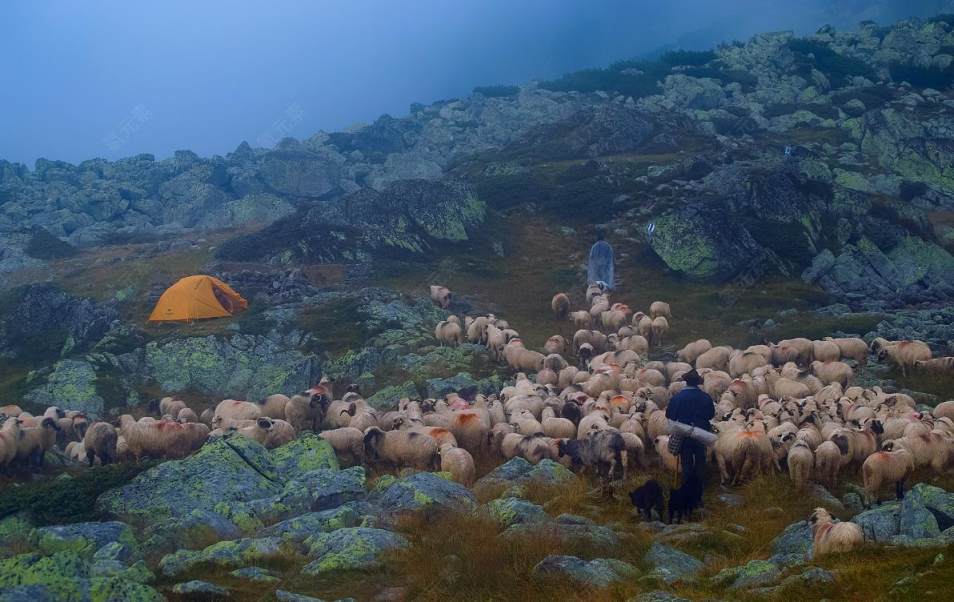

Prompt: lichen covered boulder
xmin=158 ymin=536 xmax=292 ymax=578
xmin=0 ymin=550 xmax=163 ymax=602
xmin=97 ymin=434 xmax=339 ymax=529
xmin=713 ymin=559 xmax=781 ymax=589
xmin=644 ymin=542 xmax=704 ymax=584
xmin=853 ymin=502 xmax=901 ymax=543
xmin=768 ymin=520 xmax=813 ymax=565
xmin=301 ymin=527 xmax=408 ymax=576
xmin=473 ymin=458 xmax=576 ymax=498
xmin=259 ymin=504 xmax=365 ymax=543
xmin=483 ymin=497 xmax=550 ymax=528
xmin=34 ymin=521 xmax=139 ymax=560
xmin=532 ymin=554 xmax=639 ymax=588
xmin=371 ymin=471 xmax=476 ymax=524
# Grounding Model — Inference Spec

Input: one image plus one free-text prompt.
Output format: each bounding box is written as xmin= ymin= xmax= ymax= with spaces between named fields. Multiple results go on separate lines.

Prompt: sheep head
xmin=256 ymin=417 xmax=273 ymax=431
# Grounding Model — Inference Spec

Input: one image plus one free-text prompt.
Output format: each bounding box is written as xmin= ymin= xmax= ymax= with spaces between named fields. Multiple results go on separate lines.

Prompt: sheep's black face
xmin=870 ymin=420 xmax=884 ymax=435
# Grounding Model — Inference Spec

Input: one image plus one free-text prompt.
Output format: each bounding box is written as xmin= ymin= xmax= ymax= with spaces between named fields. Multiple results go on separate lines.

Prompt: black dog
xmin=668 ymin=474 xmax=703 ymax=524
xmin=629 ymin=479 xmax=664 ymax=522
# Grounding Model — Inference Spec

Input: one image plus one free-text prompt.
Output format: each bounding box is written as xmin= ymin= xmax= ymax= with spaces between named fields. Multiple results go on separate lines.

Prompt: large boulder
xmin=22 ymin=359 xmax=106 ymax=418
xmin=158 ymin=536 xmax=291 ymax=578
xmin=473 ymin=458 xmax=576 ymax=498
xmin=768 ymin=520 xmax=813 ymax=566
xmin=97 ymin=434 xmax=338 ymax=528
xmin=301 ymin=528 xmax=408 ymax=576
xmin=258 ymin=504 xmax=366 ymax=543
xmin=216 ymin=179 xmax=485 ymax=264
xmin=853 ymin=502 xmax=901 ymax=542
xmin=371 ymin=472 xmax=476 ymax=525
xmin=483 ymin=497 xmax=550 ymax=528
xmin=119 ymin=333 xmax=321 ymax=400
xmin=644 ymin=542 xmax=704 ymax=584
xmin=0 ymin=551 xmax=163 ymax=602
xmin=532 ymin=554 xmax=639 ymax=588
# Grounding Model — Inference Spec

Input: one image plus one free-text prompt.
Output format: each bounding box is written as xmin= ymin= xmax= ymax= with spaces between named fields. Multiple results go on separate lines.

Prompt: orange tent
xmin=148 ymin=275 xmax=248 ymax=322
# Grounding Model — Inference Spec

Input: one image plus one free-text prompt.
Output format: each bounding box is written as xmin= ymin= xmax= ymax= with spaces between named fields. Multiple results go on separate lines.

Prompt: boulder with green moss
xmin=23 ymin=359 xmax=105 ymax=418
xmin=259 ymin=504 xmax=365 ymax=543
xmin=532 ymin=555 xmax=639 ymax=588
xmin=97 ymin=434 xmax=338 ymax=529
xmin=370 ymin=471 xmax=476 ymax=525
xmin=301 ymin=527 xmax=408 ymax=576
xmin=0 ymin=550 xmax=163 ymax=602
xmin=158 ymin=536 xmax=293 ymax=578
xmin=34 ymin=521 xmax=139 ymax=561
xmin=120 ymin=333 xmax=321 ymax=400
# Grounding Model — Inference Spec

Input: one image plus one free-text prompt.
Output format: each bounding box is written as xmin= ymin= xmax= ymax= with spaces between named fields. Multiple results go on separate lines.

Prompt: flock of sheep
xmin=1 ymin=283 xmax=953 ymax=557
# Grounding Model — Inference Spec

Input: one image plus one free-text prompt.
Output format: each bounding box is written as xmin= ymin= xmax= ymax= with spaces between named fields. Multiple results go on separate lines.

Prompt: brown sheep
xmin=544 ymin=336 xmax=568 ymax=356
xmin=649 ymin=301 xmax=672 ymax=320
xmin=862 ymin=441 xmax=915 ymax=505
xmin=15 ymin=417 xmax=60 ymax=467
xmin=363 ymin=427 xmax=438 ymax=470
xmin=434 ymin=320 xmax=464 ymax=347
xmin=570 ymin=310 xmax=592 ymax=329
xmin=285 ymin=388 xmax=331 ymax=433
xmin=914 ymin=357 xmax=954 ymax=374
xmin=650 ymin=316 xmax=669 ymax=347
xmin=876 ymin=340 xmax=932 ymax=376
xmin=318 ymin=427 xmax=365 ymax=466
xmin=0 ymin=417 xmax=22 ymax=471
xmin=551 ymin=293 xmax=571 ymax=319
xmin=696 ymin=346 xmax=733 ymax=372
xmin=83 ymin=422 xmax=118 ymax=466
xmin=119 ymin=417 xmax=209 ymax=461
xmin=811 ymin=361 xmax=854 ymax=388
xmin=439 ymin=444 xmax=476 ymax=486
xmin=429 ymin=285 xmax=452 ymax=309
xmin=812 ymin=340 xmax=841 ymax=363
xmin=814 ymin=440 xmax=846 ymax=489
xmin=213 ymin=399 xmax=262 ymax=428
xmin=787 ymin=440 xmax=814 ymax=490
xmin=677 ymin=339 xmax=713 ymax=364
xmin=824 ymin=337 xmax=868 ymax=366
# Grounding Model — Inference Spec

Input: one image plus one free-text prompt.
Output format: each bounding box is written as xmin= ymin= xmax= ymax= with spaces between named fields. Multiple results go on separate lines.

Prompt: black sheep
xmin=628 ymin=479 xmax=664 ymax=521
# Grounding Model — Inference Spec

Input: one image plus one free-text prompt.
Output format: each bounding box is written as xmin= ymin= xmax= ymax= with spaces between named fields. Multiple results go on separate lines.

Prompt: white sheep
xmin=809 ymin=507 xmax=863 ymax=556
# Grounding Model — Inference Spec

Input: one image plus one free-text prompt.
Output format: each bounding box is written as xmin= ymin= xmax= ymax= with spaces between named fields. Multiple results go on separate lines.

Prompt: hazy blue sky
xmin=2 ymin=0 xmax=950 ymax=166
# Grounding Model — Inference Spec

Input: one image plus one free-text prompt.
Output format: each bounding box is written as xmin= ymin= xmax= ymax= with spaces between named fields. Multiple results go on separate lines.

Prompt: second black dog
xmin=629 ymin=479 xmax=664 ymax=521
xmin=668 ymin=474 xmax=703 ymax=524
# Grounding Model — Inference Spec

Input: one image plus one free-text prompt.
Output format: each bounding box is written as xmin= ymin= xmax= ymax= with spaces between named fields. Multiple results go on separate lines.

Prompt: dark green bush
xmin=660 ymin=49 xmax=717 ymax=66
xmin=473 ymin=85 xmax=519 ymax=98
xmin=0 ymin=462 xmax=156 ymax=525
xmin=928 ymin=14 xmax=954 ymax=26
xmin=24 ymin=228 xmax=77 ymax=260
xmin=786 ymin=38 xmax=876 ymax=87
xmin=889 ymin=62 xmax=954 ymax=89
xmin=539 ymin=67 xmax=662 ymax=98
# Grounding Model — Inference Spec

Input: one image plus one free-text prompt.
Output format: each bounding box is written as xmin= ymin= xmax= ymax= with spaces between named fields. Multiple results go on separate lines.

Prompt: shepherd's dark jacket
xmin=665 ymin=386 xmax=715 ymax=430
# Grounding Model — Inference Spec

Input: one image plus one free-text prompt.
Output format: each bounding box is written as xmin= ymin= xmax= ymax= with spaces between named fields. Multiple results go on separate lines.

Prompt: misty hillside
xmin=3 ymin=13 xmax=954 ymax=602
xmin=1 ymin=15 xmax=953 ymax=416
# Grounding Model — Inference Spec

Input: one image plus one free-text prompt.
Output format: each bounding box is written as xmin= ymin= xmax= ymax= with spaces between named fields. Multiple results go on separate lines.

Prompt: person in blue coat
xmin=665 ymin=369 xmax=715 ymax=486
xmin=587 ymin=230 xmax=615 ymax=290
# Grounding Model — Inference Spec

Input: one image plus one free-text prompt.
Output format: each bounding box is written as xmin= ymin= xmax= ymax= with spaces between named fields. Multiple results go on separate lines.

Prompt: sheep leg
xmin=895 ymin=479 xmax=905 ymax=501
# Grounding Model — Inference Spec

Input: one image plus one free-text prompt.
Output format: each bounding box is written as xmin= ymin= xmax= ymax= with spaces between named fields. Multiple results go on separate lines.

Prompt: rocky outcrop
xmin=118 ymin=333 xmax=321 ymax=401
xmin=216 ymin=178 xmax=486 ymax=264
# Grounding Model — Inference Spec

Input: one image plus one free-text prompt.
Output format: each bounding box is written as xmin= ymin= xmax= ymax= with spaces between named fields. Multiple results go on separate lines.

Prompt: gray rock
xmin=159 ymin=537 xmax=289 ymax=577
xmin=473 ymin=458 xmax=576 ymax=497
xmin=275 ymin=591 xmax=328 ymax=602
xmin=769 ymin=520 xmax=813 ymax=561
xmin=853 ymin=502 xmax=901 ymax=542
xmin=532 ymin=554 xmax=639 ymax=587
xmin=628 ymin=592 xmax=691 ymax=602
xmin=483 ymin=497 xmax=550 ymax=528
xmin=713 ymin=559 xmax=781 ymax=589
xmin=259 ymin=504 xmax=363 ymax=542
xmin=372 ymin=472 xmax=476 ymax=524
xmin=899 ymin=487 xmax=941 ymax=540
xmin=229 ymin=566 xmax=279 ymax=583
xmin=502 ymin=523 xmax=619 ymax=549
xmin=644 ymin=542 xmax=704 ymax=584
xmin=781 ymin=566 xmax=835 ymax=587
xmin=302 ymin=528 xmax=408 ymax=576
xmin=171 ymin=580 xmax=230 ymax=597
xmin=34 ymin=521 xmax=139 ymax=559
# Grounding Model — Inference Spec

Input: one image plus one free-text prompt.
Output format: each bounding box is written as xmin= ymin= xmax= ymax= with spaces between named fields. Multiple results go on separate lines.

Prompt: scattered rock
xmin=230 ymin=566 xmax=279 ymax=583
xmin=171 ymin=580 xmax=230 ymax=597
xmin=713 ymin=559 xmax=781 ymax=589
xmin=483 ymin=497 xmax=550 ymax=528
xmin=371 ymin=471 xmax=476 ymax=524
xmin=644 ymin=542 xmax=704 ymax=584
xmin=532 ymin=554 xmax=639 ymax=588
xmin=158 ymin=537 xmax=290 ymax=577
xmin=301 ymin=528 xmax=408 ymax=576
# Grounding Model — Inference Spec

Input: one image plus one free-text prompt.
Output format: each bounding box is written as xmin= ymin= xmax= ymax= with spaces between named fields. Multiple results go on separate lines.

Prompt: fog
xmin=2 ymin=0 xmax=951 ymax=165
